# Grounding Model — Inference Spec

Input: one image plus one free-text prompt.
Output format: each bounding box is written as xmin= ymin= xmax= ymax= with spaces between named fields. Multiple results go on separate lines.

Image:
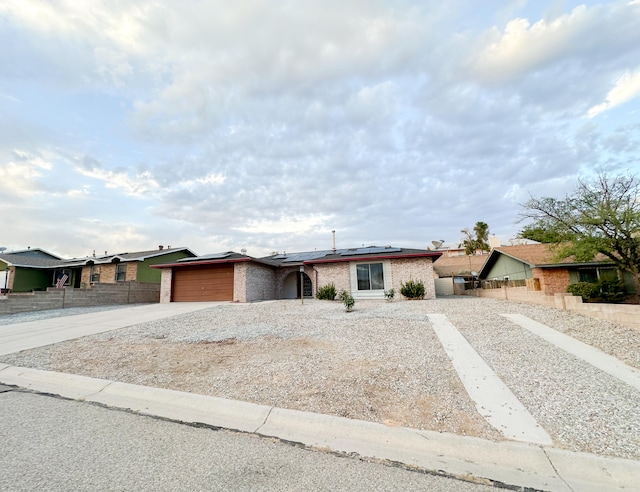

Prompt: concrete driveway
xmin=0 ymin=303 xmax=221 ymax=356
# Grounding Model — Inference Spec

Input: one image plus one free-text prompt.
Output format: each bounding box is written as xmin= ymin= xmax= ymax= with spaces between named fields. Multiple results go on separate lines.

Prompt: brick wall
xmin=0 ymin=281 xmax=160 ymax=314
xmin=533 ymin=267 xmax=570 ymax=294
xmin=391 ymin=258 xmax=437 ymax=300
xmin=314 ymin=263 xmax=351 ymax=295
xmin=242 ymin=263 xmax=276 ymax=302
xmin=79 ymin=262 xmax=139 ymax=285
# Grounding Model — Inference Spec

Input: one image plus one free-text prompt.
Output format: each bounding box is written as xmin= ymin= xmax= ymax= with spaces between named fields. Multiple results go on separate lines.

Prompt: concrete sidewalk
xmin=1 ymin=364 xmax=638 ymax=491
xmin=0 ymin=302 xmax=224 ymax=356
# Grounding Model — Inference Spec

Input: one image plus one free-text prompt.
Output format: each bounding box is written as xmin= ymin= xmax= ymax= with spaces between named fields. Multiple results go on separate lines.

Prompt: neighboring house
xmin=152 ymin=246 xmax=443 ymax=303
xmin=0 ymin=248 xmax=64 ymax=293
xmin=433 ymin=254 xmax=487 ymax=278
xmin=0 ymin=246 xmax=196 ymax=293
xmin=477 ymin=244 xmax=636 ymax=295
xmin=432 ymin=253 xmax=488 ymax=296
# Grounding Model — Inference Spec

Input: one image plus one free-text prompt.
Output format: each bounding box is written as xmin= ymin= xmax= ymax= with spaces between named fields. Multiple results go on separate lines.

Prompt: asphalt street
xmin=0 ymin=387 xmax=496 ymax=492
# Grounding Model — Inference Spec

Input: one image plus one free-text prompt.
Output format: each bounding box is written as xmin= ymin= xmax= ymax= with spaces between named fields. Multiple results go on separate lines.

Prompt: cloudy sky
xmin=1 ymin=1 xmax=639 ymax=258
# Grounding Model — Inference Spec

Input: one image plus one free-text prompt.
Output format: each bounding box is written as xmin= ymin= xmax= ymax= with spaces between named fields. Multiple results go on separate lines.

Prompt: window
xmin=115 ymin=263 xmax=126 ymax=282
xmin=90 ymin=265 xmax=100 ymax=284
xmin=52 ymin=269 xmax=71 ymax=287
xmin=356 ymin=263 xmax=384 ymax=290
xmin=578 ymin=268 xmax=617 ymax=283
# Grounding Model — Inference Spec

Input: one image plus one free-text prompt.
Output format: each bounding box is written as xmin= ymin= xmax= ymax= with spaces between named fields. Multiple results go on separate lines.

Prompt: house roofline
xmin=305 ymin=252 xmax=443 ymax=265
xmin=150 ymin=257 xmax=253 ymax=269
xmin=478 ymin=246 xmax=619 ymax=278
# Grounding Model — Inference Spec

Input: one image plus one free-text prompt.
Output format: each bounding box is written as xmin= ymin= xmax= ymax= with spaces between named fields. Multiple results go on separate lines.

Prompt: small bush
xmin=400 ymin=279 xmax=425 ymax=300
xmin=339 ymin=289 xmax=355 ymax=312
xmin=567 ymin=282 xmax=600 ymax=301
xmin=567 ymin=279 xmax=627 ymax=303
xmin=384 ymin=288 xmax=395 ymax=301
xmin=316 ymin=282 xmax=337 ymax=300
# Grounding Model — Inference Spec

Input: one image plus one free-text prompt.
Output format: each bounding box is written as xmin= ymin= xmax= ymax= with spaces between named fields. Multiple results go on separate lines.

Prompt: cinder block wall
xmin=0 ymin=282 xmax=160 ymax=315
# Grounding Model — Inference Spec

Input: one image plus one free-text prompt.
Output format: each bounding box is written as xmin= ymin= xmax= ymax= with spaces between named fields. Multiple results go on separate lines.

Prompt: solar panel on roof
xmin=340 ymin=247 xmax=402 ymax=256
xmin=178 ymin=252 xmax=231 ymax=262
xmin=282 ymin=251 xmax=331 ymax=262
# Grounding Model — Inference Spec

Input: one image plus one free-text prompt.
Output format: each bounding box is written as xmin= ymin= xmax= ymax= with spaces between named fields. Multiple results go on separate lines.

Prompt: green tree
xmin=519 ymin=225 xmax=564 ymax=244
xmin=460 ymin=221 xmax=491 ymax=255
xmin=521 ymin=172 xmax=640 ymax=292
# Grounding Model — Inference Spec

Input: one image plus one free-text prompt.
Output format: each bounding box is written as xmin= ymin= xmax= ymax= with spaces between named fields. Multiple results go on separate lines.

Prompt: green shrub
xmin=567 ymin=282 xmax=600 ymax=301
xmin=567 ymin=279 xmax=627 ymax=303
xmin=596 ymin=278 xmax=627 ymax=303
xmin=384 ymin=288 xmax=395 ymax=301
xmin=316 ymin=282 xmax=337 ymax=300
xmin=400 ymin=279 xmax=425 ymax=300
xmin=339 ymin=289 xmax=355 ymax=312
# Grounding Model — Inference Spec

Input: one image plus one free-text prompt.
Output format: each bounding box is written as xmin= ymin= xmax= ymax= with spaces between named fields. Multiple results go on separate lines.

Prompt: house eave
xmin=306 ymin=252 xmax=443 ymax=265
xmin=150 ymin=257 xmax=253 ymax=269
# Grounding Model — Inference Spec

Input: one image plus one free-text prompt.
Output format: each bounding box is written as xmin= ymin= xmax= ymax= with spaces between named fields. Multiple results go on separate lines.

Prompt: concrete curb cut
xmin=1 ymin=364 xmax=638 ymax=491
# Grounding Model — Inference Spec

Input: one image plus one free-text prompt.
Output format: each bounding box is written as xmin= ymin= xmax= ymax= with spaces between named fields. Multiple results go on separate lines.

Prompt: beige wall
xmin=313 ymin=263 xmax=351 ymax=295
xmin=390 ymin=257 xmax=436 ymax=300
xmin=466 ymin=285 xmax=640 ymax=331
xmin=81 ymin=262 xmax=138 ymax=285
xmin=159 ymin=268 xmax=172 ymax=303
xmin=311 ymin=257 xmax=437 ymax=300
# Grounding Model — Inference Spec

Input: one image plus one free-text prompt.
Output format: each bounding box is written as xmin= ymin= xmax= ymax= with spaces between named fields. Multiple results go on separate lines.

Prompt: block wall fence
xmin=0 ymin=281 xmax=160 ymax=315
xmin=463 ymin=285 xmax=640 ymax=330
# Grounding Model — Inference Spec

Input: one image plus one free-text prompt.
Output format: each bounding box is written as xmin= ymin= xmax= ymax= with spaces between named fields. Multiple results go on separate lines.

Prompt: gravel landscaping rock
xmin=1 ymin=296 xmax=639 ymax=460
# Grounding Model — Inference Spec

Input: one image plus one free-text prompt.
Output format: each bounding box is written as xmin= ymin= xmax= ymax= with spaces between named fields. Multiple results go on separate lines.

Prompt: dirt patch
xmin=47 ymin=333 xmax=499 ymax=439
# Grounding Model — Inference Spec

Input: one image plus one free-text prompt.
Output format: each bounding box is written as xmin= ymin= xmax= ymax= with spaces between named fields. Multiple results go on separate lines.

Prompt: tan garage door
xmin=172 ymin=265 xmax=234 ymax=302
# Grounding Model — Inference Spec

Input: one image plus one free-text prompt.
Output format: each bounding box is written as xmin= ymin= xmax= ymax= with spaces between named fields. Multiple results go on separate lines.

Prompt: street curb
xmin=1 ymin=364 xmax=638 ymax=491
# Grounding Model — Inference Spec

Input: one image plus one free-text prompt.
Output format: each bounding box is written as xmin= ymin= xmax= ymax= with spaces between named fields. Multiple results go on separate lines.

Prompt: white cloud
xmin=588 ymin=68 xmax=640 ymax=118
xmin=0 ymin=150 xmax=53 ymax=198
xmin=72 ymin=155 xmax=159 ymax=196
xmin=1 ymin=1 xmax=640 ymax=257
xmin=233 ymin=214 xmax=331 ymax=235
xmin=471 ymin=1 xmax=640 ymax=84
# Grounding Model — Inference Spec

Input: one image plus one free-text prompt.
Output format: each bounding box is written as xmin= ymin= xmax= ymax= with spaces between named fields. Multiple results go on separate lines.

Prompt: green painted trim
xmin=136 ymin=251 xmax=195 ymax=283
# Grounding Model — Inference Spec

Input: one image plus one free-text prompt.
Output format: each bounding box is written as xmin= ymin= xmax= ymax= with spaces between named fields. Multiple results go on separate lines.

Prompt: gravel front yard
xmin=1 ymin=297 xmax=639 ymax=460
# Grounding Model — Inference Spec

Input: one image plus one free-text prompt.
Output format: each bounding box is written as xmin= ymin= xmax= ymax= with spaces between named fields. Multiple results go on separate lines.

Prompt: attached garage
xmin=171 ymin=264 xmax=234 ymax=302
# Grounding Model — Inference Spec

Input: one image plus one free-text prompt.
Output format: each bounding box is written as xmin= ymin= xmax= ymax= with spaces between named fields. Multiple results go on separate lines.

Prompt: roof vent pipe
xmin=332 ymin=230 xmax=336 ymax=252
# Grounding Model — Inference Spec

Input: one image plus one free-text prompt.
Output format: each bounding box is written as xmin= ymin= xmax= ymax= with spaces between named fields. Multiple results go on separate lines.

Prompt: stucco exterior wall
xmin=159 ymin=268 xmax=172 ymax=303
xmin=390 ymin=257 xmax=437 ymax=300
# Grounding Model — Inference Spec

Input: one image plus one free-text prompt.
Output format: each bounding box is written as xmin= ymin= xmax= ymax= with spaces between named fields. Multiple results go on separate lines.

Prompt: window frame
xmin=356 ymin=262 xmax=385 ymax=291
xmin=90 ymin=265 xmax=101 ymax=284
xmin=349 ymin=260 xmax=391 ymax=299
xmin=115 ymin=263 xmax=127 ymax=282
